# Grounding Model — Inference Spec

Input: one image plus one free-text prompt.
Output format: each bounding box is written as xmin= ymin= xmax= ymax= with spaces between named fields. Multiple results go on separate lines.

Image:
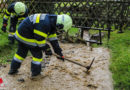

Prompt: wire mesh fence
xmin=0 ymin=0 xmax=129 ymax=31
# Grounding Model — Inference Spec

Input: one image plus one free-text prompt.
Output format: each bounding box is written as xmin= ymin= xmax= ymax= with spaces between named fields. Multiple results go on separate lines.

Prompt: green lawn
xmin=0 ymin=18 xmax=17 ymax=64
xmin=103 ymin=30 xmax=130 ymax=90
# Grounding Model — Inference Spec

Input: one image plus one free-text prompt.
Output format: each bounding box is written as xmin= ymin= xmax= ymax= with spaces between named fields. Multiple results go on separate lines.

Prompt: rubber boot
xmin=31 ymin=62 xmax=41 ymax=76
xmin=31 ymin=62 xmax=43 ymax=80
xmin=8 ymin=36 xmax=15 ymax=44
xmin=8 ymin=60 xmax=21 ymax=75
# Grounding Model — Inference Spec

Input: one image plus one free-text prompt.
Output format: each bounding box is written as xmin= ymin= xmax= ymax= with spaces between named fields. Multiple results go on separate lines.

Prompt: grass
xmin=103 ymin=30 xmax=130 ymax=90
xmin=0 ymin=18 xmax=17 ymax=64
xmin=68 ymin=27 xmax=79 ymax=36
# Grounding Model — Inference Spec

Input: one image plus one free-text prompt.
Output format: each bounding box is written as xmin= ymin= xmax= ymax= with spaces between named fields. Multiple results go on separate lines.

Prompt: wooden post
xmin=82 ymin=28 xmax=92 ymax=51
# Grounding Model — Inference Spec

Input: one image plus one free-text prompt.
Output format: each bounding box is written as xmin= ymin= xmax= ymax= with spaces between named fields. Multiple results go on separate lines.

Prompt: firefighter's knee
xmin=13 ymin=53 xmax=25 ymax=63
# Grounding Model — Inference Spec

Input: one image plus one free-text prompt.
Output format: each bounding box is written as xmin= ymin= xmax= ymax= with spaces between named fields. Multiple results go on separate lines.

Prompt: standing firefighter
xmin=1 ymin=2 xmax=29 ymax=44
xmin=8 ymin=14 xmax=72 ymax=79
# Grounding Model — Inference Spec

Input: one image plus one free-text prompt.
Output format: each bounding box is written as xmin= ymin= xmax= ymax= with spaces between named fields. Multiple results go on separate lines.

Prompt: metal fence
xmin=0 ymin=0 xmax=130 ymax=44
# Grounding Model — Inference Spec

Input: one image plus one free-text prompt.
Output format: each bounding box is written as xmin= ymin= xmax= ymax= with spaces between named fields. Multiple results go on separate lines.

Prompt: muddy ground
xmin=0 ymin=43 xmax=113 ymax=90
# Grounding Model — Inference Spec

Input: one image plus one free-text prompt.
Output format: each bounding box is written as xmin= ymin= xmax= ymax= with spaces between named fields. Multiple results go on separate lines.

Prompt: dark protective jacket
xmin=3 ymin=2 xmax=28 ymax=25
xmin=15 ymin=14 xmax=63 ymax=56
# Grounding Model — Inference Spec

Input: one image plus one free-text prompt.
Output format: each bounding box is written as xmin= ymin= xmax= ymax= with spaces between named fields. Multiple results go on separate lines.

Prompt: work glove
xmin=56 ymin=52 xmax=64 ymax=61
xmin=1 ymin=25 xmax=6 ymax=32
xmin=57 ymin=55 xmax=64 ymax=61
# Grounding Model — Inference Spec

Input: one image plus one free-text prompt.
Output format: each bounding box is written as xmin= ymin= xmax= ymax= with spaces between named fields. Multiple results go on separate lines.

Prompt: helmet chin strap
xmin=56 ymin=24 xmax=64 ymax=29
xmin=17 ymin=12 xmax=24 ymax=16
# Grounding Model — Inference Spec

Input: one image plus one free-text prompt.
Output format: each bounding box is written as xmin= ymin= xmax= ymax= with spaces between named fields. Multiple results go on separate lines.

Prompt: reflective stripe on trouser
xmin=13 ymin=53 xmax=25 ymax=63
xmin=30 ymin=46 xmax=43 ymax=65
xmin=14 ymin=42 xmax=29 ymax=62
xmin=32 ymin=57 xmax=43 ymax=65
xmin=8 ymin=33 xmax=15 ymax=37
xmin=8 ymin=32 xmax=15 ymax=44
xmin=8 ymin=26 xmax=15 ymax=39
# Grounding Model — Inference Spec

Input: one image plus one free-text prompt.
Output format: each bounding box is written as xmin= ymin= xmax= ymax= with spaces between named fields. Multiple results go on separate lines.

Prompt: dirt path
xmin=0 ymin=43 xmax=113 ymax=90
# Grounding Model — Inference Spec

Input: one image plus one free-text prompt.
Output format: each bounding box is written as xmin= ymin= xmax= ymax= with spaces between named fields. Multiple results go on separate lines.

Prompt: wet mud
xmin=0 ymin=43 xmax=113 ymax=90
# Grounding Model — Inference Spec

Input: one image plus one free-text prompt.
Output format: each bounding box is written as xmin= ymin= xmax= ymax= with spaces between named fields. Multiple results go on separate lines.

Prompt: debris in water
xmin=0 ymin=64 xmax=6 ymax=68
xmin=87 ymin=84 xmax=98 ymax=88
xmin=17 ymin=78 xmax=25 ymax=83
xmin=85 ymin=70 xmax=91 ymax=75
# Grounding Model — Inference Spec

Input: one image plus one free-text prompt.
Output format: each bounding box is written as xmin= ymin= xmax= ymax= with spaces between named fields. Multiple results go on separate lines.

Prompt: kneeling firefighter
xmin=8 ymin=13 xmax=72 ymax=78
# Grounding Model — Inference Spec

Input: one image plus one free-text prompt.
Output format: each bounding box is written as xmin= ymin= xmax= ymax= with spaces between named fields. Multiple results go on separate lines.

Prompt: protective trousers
xmin=9 ymin=42 xmax=43 ymax=76
xmin=8 ymin=15 xmax=18 ymax=44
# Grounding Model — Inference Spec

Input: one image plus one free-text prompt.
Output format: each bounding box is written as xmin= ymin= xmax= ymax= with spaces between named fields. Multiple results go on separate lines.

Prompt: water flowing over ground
xmin=0 ymin=43 xmax=113 ymax=90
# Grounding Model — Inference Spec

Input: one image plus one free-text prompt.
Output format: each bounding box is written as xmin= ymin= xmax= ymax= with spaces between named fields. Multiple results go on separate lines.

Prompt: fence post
xmin=82 ymin=28 xmax=92 ymax=51
xmin=99 ymin=29 xmax=102 ymax=45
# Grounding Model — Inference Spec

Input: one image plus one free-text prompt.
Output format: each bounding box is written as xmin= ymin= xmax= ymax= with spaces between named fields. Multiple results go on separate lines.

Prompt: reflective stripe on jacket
xmin=15 ymin=14 xmax=57 ymax=48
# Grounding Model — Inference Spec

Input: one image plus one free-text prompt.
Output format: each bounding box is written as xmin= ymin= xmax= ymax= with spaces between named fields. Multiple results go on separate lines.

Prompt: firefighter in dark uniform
xmin=1 ymin=2 xmax=29 ymax=44
xmin=8 ymin=14 xmax=72 ymax=79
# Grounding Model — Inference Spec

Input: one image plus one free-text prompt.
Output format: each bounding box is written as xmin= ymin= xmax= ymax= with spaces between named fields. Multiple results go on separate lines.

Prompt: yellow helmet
xmin=14 ymin=2 xmax=26 ymax=15
xmin=57 ymin=14 xmax=72 ymax=32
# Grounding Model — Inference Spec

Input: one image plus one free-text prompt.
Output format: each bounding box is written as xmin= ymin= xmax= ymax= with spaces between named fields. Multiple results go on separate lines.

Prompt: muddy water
xmin=0 ymin=43 xmax=113 ymax=90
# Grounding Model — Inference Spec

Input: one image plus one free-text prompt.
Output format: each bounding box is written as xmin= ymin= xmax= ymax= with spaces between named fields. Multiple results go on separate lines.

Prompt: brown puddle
xmin=0 ymin=43 xmax=113 ymax=90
